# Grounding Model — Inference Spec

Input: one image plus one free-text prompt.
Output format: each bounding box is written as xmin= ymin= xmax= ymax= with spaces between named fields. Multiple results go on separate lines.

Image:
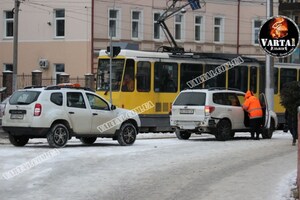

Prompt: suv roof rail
xmin=24 ymin=85 xmax=45 ymax=89
xmin=207 ymin=87 xmax=242 ymax=92
xmin=45 ymin=85 xmax=95 ymax=92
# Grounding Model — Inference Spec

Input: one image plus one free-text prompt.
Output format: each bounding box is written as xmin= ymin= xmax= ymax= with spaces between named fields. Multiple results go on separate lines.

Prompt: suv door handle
xmin=69 ymin=112 xmax=75 ymax=114
xmin=92 ymin=113 xmax=98 ymax=116
xmin=227 ymin=109 xmax=232 ymax=111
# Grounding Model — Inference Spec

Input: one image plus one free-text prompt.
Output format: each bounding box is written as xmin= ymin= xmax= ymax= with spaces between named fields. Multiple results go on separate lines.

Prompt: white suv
xmin=2 ymin=86 xmax=141 ymax=147
xmin=170 ymin=88 xmax=278 ymax=141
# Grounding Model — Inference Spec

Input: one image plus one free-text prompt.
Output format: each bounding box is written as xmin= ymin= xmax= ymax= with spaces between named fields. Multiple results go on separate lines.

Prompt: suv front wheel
xmin=9 ymin=135 xmax=29 ymax=146
xmin=117 ymin=122 xmax=137 ymax=146
xmin=215 ymin=119 xmax=232 ymax=141
xmin=175 ymin=129 xmax=191 ymax=140
xmin=47 ymin=123 xmax=69 ymax=148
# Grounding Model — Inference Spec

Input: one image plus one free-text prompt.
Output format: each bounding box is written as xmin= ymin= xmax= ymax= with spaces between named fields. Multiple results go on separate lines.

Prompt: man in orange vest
xmin=242 ymin=90 xmax=263 ymax=140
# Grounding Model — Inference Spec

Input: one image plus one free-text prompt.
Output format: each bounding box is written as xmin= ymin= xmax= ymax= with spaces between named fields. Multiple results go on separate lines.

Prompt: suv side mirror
xmin=111 ymin=105 xmax=116 ymax=110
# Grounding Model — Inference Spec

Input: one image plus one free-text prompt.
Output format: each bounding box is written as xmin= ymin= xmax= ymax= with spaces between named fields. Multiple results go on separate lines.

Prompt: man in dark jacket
xmin=285 ymin=109 xmax=298 ymax=146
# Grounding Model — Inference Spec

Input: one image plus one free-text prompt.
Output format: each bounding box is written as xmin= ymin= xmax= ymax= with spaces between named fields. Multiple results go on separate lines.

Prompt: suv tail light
xmin=205 ymin=105 xmax=215 ymax=116
xmin=34 ymin=103 xmax=42 ymax=116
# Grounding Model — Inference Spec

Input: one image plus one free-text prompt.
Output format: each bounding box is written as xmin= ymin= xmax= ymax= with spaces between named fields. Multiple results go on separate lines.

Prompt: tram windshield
xmin=97 ymin=59 xmax=125 ymax=91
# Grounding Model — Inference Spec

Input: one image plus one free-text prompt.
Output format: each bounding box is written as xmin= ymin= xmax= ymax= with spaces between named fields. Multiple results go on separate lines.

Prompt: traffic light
xmin=106 ymin=46 xmax=121 ymax=57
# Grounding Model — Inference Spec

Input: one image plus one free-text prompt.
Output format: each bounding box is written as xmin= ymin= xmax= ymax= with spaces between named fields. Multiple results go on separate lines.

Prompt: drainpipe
xmin=91 ymin=0 xmax=95 ymax=74
xmin=237 ymin=0 xmax=240 ymax=55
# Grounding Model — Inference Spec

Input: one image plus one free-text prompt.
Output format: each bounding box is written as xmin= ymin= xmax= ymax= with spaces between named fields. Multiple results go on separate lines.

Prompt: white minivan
xmin=170 ymin=88 xmax=278 ymax=141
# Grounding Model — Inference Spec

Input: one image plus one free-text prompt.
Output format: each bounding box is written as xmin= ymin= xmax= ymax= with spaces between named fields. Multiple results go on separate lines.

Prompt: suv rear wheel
xmin=9 ymin=135 xmax=29 ymax=146
xmin=175 ymin=129 xmax=191 ymax=140
xmin=47 ymin=123 xmax=69 ymax=148
xmin=80 ymin=137 xmax=97 ymax=145
xmin=117 ymin=123 xmax=137 ymax=146
xmin=215 ymin=119 xmax=232 ymax=141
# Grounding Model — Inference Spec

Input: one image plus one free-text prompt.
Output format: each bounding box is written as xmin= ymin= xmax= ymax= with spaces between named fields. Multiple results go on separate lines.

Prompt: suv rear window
xmin=173 ymin=92 xmax=206 ymax=106
xmin=9 ymin=91 xmax=41 ymax=105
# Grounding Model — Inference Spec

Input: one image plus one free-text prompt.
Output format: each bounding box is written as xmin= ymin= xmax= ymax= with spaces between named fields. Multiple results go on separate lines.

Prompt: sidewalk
xmin=0 ymin=127 xmax=9 ymax=144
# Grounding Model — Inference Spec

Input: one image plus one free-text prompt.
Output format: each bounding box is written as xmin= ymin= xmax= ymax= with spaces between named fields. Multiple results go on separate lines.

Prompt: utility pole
xmin=13 ymin=0 xmax=20 ymax=92
xmin=265 ymin=0 xmax=274 ymax=110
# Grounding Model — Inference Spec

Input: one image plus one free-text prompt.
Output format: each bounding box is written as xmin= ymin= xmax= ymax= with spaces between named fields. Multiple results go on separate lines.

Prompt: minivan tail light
xmin=205 ymin=106 xmax=215 ymax=115
xmin=34 ymin=103 xmax=42 ymax=116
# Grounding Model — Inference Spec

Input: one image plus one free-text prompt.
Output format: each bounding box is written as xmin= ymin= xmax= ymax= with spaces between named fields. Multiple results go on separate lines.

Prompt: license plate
xmin=180 ymin=109 xmax=194 ymax=114
xmin=10 ymin=114 xmax=24 ymax=119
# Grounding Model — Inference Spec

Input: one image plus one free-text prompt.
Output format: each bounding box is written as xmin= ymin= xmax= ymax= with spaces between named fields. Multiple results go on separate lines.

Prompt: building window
xmin=109 ymin=9 xmax=120 ymax=38
xmin=131 ymin=11 xmax=142 ymax=40
xmin=195 ymin=15 xmax=203 ymax=42
xmin=55 ymin=9 xmax=65 ymax=37
xmin=3 ymin=64 xmax=13 ymax=71
xmin=54 ymin=64 xmax=65 ymax=84
xmin=153 ymin=12 xmax=162 ymax=40
xmin=253 ymin=20 xmax=262 ymax=45
xmin=4 ymin=11 xmax=14 ymax=38
xmin=214 ymin=17 xmax=224 ymax=42
xmin=175 ymin=14 xmax=184 ymax=40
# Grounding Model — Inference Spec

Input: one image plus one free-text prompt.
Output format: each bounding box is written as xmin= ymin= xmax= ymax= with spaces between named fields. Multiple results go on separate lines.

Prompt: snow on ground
xmin=0 ymin=131 xmax=298 ymax=200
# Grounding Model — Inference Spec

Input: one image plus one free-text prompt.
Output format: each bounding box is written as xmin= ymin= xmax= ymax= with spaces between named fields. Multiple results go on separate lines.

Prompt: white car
xmin=2 ymin=85 xmax=141 ymax=147
xmin=170 ymin=88 xmax=278 ymax=141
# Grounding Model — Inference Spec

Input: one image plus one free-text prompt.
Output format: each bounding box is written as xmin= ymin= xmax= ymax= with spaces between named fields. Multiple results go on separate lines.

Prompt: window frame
xmin=195 ymin=15 xmax=204 ymax=42
xmin=108 ymin=8 xmax=121 ymax=39
xmin=50 ymin=92 xmax=63 ymax=106
xmin=3 ymin=63 xmax=13 ymax=72
xmin=54 ymin=9 xmax=65 ymax=38
xmin=4 ymin=10 xmax=14 ymax=39
xmin=153 ymin=11 xmax=164 ymax=41
xmin=174 ymin=13 xmax=184 ymax=41
xmin=213 ymin=16 xmax=224 ymax=43
xmin=86 ymin=93 xmax=110 ymax=110
xmin=252 ymin=19 xmax=263 ymax=45
xmin=137 ymin=61 xmax=151 ymax=92
xmin=66 ymin=92 xmax=86 ymax=109
xmin=131 ymin=10 xmax=143 ymax=40
xmin=154 ymin=62 xmax=178 ymax=93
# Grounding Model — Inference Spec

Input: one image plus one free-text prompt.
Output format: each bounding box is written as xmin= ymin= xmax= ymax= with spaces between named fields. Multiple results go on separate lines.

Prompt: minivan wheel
xmin=80 ymin=137 xmax=97 ymax=145
xmin=9 ymin=135 xmax=29 ymax=146
xmin=215 ymin=119 xmax=232 ymax=141
xmin=47 ymin=123 xmax=69 ymax=148
xmin=262 ymin=119 xmax=275 ymax=139
xmin=175 ymin=130 xmax=191 ymax=140
xmin=117 ymin=123 xmax=137 ymax=146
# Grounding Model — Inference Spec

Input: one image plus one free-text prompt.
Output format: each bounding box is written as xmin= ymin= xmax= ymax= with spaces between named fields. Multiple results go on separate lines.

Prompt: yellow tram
xmin=96 ymin=49 xmax=298 ymax=132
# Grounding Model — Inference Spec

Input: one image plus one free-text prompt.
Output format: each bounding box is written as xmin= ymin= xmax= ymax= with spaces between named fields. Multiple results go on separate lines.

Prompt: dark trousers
xmin=249 ymin=117 xmax=263 ymax=138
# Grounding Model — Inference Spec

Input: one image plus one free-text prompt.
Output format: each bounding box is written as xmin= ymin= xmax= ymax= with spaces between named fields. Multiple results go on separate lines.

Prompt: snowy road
xmin=0 ymin=131 xmax=297 ymax=200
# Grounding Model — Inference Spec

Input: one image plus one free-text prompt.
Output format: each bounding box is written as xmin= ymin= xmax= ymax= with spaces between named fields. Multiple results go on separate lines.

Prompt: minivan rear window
xmin=173 ymin=92 xmax=206 ymax=106
xmin=9 ymin=91 xmax=41 ymax=105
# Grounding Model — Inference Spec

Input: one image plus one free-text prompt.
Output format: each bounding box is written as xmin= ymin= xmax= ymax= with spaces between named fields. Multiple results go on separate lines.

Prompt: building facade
xmin=0 ymin=0 xmax=279 ymax=80
xmin=279 ymin=0 xmax=300 ymax=63
xmin=0 ymin=0 xmax=92 ymax=83
xmin=94 ymin=0 xmax=279 ymax=70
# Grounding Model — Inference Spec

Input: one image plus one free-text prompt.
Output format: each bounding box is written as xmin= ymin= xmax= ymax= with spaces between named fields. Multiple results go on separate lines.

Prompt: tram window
xmin=280 ymin=68 xmax=297 ymax=92
xmin=154 ymin=62 xmax=178 ymax=93
xmin=180 ymin=63 xmax=203 ymax=90
xmin=122 ymin=59 xmax=135 ymax=92
xmin=228 ymin=66 xmax=248 ymax=92
xmin=204 ymin=65 xmax=225 ymax=88
xmin=137 ymin=61 xmax=151 ymax=92
xmin=97 ymin=59 xmax=125 ymax=91
xmin=274 ymin=67 xmax=278 ymax=94
xmin=250 ymin=67 xmax=257 ymax=93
